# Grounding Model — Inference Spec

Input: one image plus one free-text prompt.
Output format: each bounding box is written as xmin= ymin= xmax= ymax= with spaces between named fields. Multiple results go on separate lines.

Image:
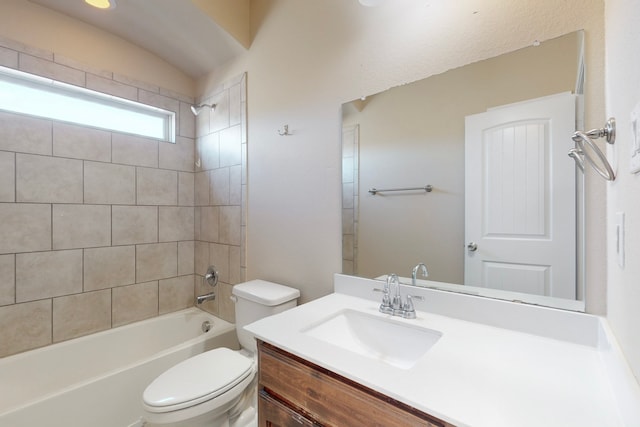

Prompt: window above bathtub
xmin=0 ymin=65 xmax=175 ymax=142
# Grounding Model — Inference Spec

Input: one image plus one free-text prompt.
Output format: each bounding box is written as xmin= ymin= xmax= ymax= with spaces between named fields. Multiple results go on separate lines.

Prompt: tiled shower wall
xmin=342 ymin=125 xmax=359 ymax=275
xmin=193 ymin=74 xmax=247 ymax=324
xmin=0 ymin=37 xmax=198 ymax=358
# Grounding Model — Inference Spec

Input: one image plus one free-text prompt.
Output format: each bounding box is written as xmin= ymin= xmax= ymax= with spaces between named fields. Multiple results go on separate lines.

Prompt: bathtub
xmin=0 ymin=308 xmax=239 ymax=427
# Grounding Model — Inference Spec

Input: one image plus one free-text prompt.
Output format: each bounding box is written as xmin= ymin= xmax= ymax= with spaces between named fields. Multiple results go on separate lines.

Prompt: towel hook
xmin=569 ymin=118 xmax=616 ymax=181
xmin=277 ymin=125 xmax=291 ymax=136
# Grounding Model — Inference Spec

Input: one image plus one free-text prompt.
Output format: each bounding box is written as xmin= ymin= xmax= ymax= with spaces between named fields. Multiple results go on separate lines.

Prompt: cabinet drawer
xmin=259 ymin=390 xmax=318 ymax=427
xmin=258 ymin=342 xmax=451 ymax=427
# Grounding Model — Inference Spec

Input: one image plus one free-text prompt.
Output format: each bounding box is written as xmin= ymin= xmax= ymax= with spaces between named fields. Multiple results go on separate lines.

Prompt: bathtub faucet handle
xmin=204 ymin=265 xmax=218 ymax=287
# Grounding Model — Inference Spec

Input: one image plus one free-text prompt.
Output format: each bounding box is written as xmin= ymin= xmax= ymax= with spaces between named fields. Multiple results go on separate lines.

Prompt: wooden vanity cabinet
xmin=257 ymin=340 xmax=455 ymax=427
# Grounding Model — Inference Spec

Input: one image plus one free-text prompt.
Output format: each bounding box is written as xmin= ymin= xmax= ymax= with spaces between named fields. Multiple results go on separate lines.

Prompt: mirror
xmin=341 ymin=31 xmax=585 ymax=311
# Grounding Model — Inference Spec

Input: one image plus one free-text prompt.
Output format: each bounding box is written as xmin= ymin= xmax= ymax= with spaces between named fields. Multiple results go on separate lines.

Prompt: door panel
xmin=465 ymin=93 xmax=576 ymax=299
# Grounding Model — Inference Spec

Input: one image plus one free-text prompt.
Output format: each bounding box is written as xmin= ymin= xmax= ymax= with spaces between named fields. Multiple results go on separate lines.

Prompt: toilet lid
xmin=143 ymin=348 xmax=253 ymax=411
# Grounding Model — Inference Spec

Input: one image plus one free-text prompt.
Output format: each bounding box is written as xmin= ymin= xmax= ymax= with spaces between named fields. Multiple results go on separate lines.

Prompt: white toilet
xmin=142 ymin=280 xmax=300 ymax=427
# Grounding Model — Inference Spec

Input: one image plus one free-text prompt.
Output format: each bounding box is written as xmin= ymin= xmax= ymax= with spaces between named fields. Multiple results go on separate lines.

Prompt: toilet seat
xmin=143 ymin=348 xmax=254 ymax=413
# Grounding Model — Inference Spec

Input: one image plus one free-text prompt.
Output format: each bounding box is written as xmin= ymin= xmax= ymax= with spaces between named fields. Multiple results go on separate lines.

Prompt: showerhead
xmin=190 ymin=103 xmax=216 ymax=116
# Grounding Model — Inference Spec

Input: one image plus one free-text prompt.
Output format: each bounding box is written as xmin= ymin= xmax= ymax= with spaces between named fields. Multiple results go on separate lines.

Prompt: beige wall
xmin=0 ymin=0 xmax=194 ymax=97
xmin=0 ymin=39 xmax=198 ymax=358
xmin=605 ymin=0 xmax=640 ymax=382
xmin=343 ymin=33 xmax=579 ymax=283
xmin=199 ymin=0 xmax=605 ymax=307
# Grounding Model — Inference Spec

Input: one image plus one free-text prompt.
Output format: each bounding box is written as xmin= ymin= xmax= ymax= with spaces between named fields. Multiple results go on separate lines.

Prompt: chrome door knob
xmin=467 ymin=242 xmax=478 ymax=252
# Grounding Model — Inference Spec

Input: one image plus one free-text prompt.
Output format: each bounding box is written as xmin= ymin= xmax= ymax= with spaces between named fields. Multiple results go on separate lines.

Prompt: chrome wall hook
xmin=277 ymin=125 xmax=291 ymax=136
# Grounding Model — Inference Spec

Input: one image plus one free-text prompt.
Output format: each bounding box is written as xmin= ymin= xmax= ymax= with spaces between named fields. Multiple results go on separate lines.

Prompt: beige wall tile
xmin=0 ymin=112 xmax=52 ymax=155
xmin=54 ymin=54 xmax=112 ymax=79
xmin=53 ymin=204 xmax=111 ymax=249
xmin=0 ymin=254 xmax=15 ymax=306
xmin=113 ymin=73 xmax=158 ymax=94
xmin=219 ymin=125 xmax=242 ymax=167
xmin=229 ymin=245 xmax=242 ymax=285
xmin=84 ymin=161 xmax=136 ymax=205
xmin=241 ymin=184 xmax=247 ymax=226
xmin=16 ymin=250 xmax=82 ymax=302
xmin=86 ymin=73 xmax=137 ymax=101
xmin=178 ymin=241 xmax=194 ymax=276
xmin=220 ymin=206 xmax=241 ymax=245
xmin=159 ymin=207 xmax=194 ymax=242
xmin=178 ymin=172 xmax=194 ymax=206
xmin=138 ymin=90 xmax=180 ymax=114
xmin=52 ymin=122 xmax=111 ymax=162
xmin=217 ymin=282 xmax=235 ymax=323
xmin=159 ymin=136 xmax=194 ymax=172
xmin=230 ymin=165 xmax=242 ymax=205
xmin=342 ymin=234 xmax=354 ymax=261
xmin=178 ymin=102 xmax=196 ymax=138
xmin=16 ymin=154 xmax=83 ymax=203
xmin=0 ymin=46 xmax=18 ymax=68
xmin=194 ymin=171 xmax=210 ymax=206
xmin=84 ymin=246 xmax=135 ymax=291
xmin=136 ymin=242 xmax=177 ymax=282
xmin=0 ymin=36 xmax=52 ymax=60
xmin=160 ymin=88 xmax=193 ymax=104
xmin=195 ymin=241 xmax=209 ymax=277
xmin=112 ymin=205 xmax=158 ymax=245
xmin=197 ymin=133 xmax=219 ymax=171
xmin=210 ymin=168 xmax=230 ymax=205
xmin=194 ymin=208 xmax=202 ymax=240
xmin=209 ymin=243 xmax=229 ymax=284
xmin=0 ymin=203 xmax=51 ymax=254
xmin=159 ymin=275 xmax=194 ymax=314
xmin=53 ymin=290 xmax=111 ymax=342
xmin=195 ymin=105 xmax=211 ymax=137
xmin=210 ymin=90 xmax=230 ymax=133
xmin=112 ymin=133 xmax=158 ymax=168
xmin=201 ymin=207 xmax=219 ymax=242
xmin=342 ymin=208 xmax=354 ymax=235
xmin=19 ymin=53 xmax=85 ymax=86
xmin=0 ymin=151 xmax=15 ymax=202
xmin=112 ymin=281 xmax=158 ymax=327
xmin=240 ymin=226 xmax=246 ymax=267
xmin=0 ymin=300 xmax=52 ymax=357
xmin=137 ymin=167 xmax=177 ymax=206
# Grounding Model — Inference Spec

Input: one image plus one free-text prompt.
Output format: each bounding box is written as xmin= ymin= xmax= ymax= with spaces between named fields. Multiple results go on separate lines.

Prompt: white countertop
xmin=245 ymin=276 xmax=640 ymax=427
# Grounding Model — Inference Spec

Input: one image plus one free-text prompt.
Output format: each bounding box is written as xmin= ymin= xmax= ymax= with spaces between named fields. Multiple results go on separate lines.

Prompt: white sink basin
xmin=302 ymin=309 xmax=441 ymax=369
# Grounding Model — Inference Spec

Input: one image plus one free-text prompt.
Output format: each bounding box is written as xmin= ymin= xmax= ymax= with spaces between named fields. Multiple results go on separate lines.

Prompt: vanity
xmin=258 ymin=341 xmax=452 ymax=426
xmin=246 ymin=274 xmax=640 ymax=427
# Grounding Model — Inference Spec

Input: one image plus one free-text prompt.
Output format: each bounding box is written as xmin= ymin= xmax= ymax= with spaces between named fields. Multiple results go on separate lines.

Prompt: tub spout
xmin=196 ymin=292 xmax=216 ymax=305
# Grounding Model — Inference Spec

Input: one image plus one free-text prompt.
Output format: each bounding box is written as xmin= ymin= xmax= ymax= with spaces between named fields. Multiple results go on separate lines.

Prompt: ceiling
xmin=28 ymin=0 xmax=247 ymax=78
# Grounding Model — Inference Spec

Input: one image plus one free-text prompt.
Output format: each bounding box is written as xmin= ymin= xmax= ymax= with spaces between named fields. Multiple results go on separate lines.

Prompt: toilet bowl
xmin=142 ymin=280 xmax=300 ymax=427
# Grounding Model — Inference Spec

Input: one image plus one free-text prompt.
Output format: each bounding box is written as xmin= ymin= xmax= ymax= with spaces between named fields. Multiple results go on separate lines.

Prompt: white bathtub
xmin=0 ymin=308 xmax=239 ymax=427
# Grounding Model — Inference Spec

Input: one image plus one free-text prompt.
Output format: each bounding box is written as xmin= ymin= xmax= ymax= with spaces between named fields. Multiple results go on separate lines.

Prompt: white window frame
xmin=0 ymin=65 xmax=175 ymax=142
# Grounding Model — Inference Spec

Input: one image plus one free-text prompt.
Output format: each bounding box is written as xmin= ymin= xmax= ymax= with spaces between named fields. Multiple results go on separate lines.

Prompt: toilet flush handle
xmin=230 ymin=295 xmax=238 ymax=303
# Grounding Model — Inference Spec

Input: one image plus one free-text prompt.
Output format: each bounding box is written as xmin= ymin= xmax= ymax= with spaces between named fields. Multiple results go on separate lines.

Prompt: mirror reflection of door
xmin=464 ymin=93 xmax=576 ymax=298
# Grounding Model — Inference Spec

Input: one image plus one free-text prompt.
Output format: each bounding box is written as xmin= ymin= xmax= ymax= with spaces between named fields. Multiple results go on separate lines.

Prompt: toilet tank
xmin=232 ymin=280 xmax=300 ymax=352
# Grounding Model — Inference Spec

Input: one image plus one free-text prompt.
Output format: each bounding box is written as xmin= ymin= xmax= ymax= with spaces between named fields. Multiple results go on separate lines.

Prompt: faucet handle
xmin=401 ymin=294 xmax=424 ymax=319
xmin=373 ymin=288 xmax=394 ymax=314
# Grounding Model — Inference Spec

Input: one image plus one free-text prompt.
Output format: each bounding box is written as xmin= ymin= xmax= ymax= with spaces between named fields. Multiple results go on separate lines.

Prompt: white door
xmin=464 ymin=93 xmax=576 ymax=298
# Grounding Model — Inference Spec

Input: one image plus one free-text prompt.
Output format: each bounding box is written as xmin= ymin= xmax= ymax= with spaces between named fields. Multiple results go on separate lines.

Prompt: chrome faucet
xmin=376 ymin=273 xmax=424 ymax=318
xmin=412 ymin=263 xmax=429 ymax=286
xmin=196 ymin=292 xmax=216 ymax=305
xmin=389 ymin=274 xmax=404 ymax=316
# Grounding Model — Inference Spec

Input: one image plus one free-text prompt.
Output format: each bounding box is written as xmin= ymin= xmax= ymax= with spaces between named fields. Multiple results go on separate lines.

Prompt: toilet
xmin=142 ymin=280 xmax=300 ymax=427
